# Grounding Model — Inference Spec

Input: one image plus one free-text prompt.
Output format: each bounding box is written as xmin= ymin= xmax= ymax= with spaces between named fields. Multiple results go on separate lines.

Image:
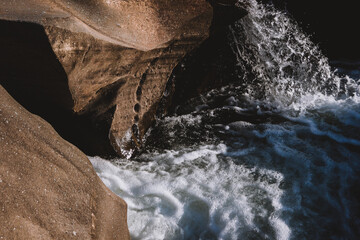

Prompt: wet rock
xmin=0 ymin=85 xmax=130 ymax=239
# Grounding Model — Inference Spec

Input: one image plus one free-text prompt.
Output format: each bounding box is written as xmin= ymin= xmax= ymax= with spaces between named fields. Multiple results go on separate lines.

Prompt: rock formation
xmin=0 ymin=0 xmax=213 ymax=158
xmin=0 ymin=0 xmax=212 ymax=51
xmin=0 ymin=1 xmax=249 ymax=239
xmin=0 ymin=85 xmax=130 ymax=239
xmin=44 ymin=20 xmax=212 ymax=158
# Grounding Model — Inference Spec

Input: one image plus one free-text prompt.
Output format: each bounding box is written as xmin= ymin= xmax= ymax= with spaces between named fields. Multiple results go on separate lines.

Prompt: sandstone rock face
xmin=0 ymin=85 xmax=130 ymax=239
xmin=0 ymin=0 xmax=212 ymax=51
xmin=43 ymin=10 xmax=212 ymax=157
xmin=0 ymin=0 xmax=213 ymax=157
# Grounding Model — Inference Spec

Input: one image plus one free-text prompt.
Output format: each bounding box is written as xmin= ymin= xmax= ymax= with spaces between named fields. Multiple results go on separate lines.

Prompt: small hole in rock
xmin=134 ymin=103 xmax=140 ymax=113
xmin=136 ymin=86 xmax=142 ymax=96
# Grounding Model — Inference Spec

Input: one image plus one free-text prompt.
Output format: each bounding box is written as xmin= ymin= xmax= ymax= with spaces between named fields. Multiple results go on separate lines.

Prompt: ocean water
xmin=90 ymin=1 xmax=360 ymax=239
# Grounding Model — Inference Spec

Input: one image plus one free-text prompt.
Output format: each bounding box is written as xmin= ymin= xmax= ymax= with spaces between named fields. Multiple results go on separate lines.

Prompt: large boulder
xmin=0 ymin=85 xmax=130 ymax=239
xmin=0 ymin=0 xmax=213 ymax=158
xmin=44 ymin=20 xmax=212 ymax=157
xmin=0 ymin=0 xmax=212 ymax=51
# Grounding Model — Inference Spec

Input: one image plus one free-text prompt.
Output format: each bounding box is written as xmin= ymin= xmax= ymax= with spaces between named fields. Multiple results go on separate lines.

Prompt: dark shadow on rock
xmin=162 ymin=3 xmax=248 ymax=116
xmin=165 ymin=37 xmax=238 ymax=115
xmin=0 ymin=20 xmax=116 ymax=158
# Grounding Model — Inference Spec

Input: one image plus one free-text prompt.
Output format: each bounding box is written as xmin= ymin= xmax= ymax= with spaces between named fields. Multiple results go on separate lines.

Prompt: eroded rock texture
xmin=0 ymin=0 xmax=213 ymax=157
xmin=0 ymin=20 xmax=116 ymax=157
xmin=44 ymin=19 xmax=212 ymax=157
xmin=0 ymin=85 xmax=130 ymax=239
xmin=0 ymin=0 xmax=212 ymax=51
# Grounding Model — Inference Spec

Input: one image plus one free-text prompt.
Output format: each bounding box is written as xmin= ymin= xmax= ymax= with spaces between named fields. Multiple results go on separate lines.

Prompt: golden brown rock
xmin=0 ymin=0 xmax=212 ymax=51
xmin=0 ymin=85 xmax=130 ymax=239
xmin=43 ymin=5 xmax=212 ymax=157
xmin=0 ymin=0 xmax=213 ymax=157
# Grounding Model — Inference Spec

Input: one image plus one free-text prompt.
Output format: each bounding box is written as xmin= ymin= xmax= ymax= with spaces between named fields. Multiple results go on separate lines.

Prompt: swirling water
xmin=90 ymin=1 xmax=360 ymax=239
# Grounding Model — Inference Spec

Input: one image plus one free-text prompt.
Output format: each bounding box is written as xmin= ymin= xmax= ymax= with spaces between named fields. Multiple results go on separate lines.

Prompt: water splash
xmin=230 ymin=0 xmax=359 ymax=108
xmin=90 ymin=1 xmax=360 ymax=239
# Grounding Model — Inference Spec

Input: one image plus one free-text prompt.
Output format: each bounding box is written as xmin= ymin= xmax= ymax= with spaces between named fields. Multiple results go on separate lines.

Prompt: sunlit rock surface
xmin=0 ymin=85 xmax=130 ymax=239
xmin=0 ymin=0 xmax=213 ymax=157
xmin=44 ymin=21 xmax=212 ymax=157
xmin=0 ymin=0 xmax=212 ymax=51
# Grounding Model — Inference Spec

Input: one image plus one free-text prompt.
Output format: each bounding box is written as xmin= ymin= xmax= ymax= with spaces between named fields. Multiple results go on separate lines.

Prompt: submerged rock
xmin=0 ymin=85 xmax=130 ymax=239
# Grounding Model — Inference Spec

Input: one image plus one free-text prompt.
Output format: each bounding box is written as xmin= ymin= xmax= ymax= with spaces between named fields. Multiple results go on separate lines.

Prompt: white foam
xmin=87 ymin=1 xmax=360 ymax=238
xmin=90 ymin=144 xmax=289 ymax=240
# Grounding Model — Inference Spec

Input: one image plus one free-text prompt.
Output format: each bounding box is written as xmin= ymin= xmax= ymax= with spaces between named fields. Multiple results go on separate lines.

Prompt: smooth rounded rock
xmin=0 ymin=85 xmax=130 ymax=239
